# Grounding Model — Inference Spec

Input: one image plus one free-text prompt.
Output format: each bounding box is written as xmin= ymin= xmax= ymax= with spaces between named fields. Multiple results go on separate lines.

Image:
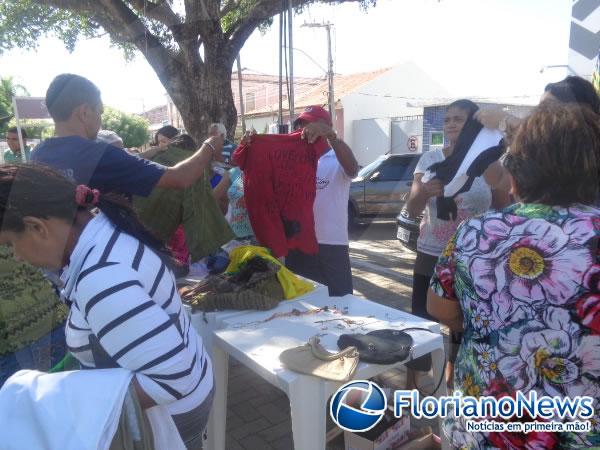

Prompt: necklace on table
xmin=228 ymin=305 xmax=343 ymax=329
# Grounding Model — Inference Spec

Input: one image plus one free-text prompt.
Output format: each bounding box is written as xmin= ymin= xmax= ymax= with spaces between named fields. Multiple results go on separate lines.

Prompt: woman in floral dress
xmin=428 ymin=102 xmax=600 ymax=449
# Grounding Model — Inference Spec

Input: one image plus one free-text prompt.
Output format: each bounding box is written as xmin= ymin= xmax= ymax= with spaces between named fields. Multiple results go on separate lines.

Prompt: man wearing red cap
xmin=286 ymin=105 xmax=359 ymax=296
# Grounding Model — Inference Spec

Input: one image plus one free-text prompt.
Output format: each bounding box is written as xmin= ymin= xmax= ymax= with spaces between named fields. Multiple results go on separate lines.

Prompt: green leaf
xmin=102 ymin=106 xmax=149 ymax=148
xmin=0 ymin=2 xmax=102 ymax=54
xmin=0 ymin=76 xmax=30 ymax=135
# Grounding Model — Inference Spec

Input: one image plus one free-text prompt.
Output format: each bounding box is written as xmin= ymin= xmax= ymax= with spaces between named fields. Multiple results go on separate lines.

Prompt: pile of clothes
xmin=179 ymin=245 xmax=315 ymax=312
xmin=180 ymin=256 xmax=284 ymax=312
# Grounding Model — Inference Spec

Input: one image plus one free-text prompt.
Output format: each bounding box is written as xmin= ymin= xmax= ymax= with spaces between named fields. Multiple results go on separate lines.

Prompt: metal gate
xmin=391 ymin=115 xmax=423 ymax=155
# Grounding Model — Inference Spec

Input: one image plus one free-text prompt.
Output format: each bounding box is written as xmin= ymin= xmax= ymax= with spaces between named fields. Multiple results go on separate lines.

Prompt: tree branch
xmin=225 ymin=0 xmax=281 ymax=57
xmin=126 ymin=0 xmax=180 ymax=29
xmin=183 ymin=0 xmax=203 ymax=33
xmin=31 ymin=0 xmax=188 ymax=87
xmin=101 ymin=0 xmax=192 ymax=78
xmin=125 ymin=0 xmax=205 ymax=62
xmin=205 ymin=0 xmax=223 ymax=18
xmin=171 ymin=0 xmax=206 ymax=66
xmin=220 ymin=0 xmax=240 ymax=17
xmin=195 ymin=0 xmax=224 ymax=45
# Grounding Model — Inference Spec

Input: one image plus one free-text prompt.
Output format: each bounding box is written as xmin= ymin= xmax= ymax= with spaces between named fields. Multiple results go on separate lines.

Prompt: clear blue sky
xmin=0 ymin=0 xmax=572 ymax=113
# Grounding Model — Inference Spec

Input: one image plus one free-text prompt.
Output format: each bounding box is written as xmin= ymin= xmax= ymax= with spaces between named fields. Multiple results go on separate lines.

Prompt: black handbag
xmin=337 ymin=329 xmax=413 ymax=365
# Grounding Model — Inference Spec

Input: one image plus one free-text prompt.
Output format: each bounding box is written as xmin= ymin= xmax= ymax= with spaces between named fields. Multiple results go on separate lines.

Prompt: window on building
xmin=431 ymin=132 xmax=444 ymax=146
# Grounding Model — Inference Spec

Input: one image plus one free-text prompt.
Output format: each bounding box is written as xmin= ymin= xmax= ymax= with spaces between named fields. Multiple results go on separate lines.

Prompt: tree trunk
xmin=162 ymin=54 xmax=238 ymax=146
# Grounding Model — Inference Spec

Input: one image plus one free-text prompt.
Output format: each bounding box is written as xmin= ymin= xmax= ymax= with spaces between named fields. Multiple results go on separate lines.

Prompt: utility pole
xmin=287 ymin=0 xmax=295 ymax=125
xmin=302 ymin=22 xmax=335 ymax=130
xmin=236 ymin=56 xmax=246 ymax=134
xmin=278 ymin=10 xmax=284 ymax=131
xmin=325 ymin=23 xmax=334 ymax=129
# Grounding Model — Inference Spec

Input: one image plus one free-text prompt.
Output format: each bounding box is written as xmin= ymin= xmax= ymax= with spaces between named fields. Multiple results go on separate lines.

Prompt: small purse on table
xmin=279 ymin=336 xmax=359 ymax=382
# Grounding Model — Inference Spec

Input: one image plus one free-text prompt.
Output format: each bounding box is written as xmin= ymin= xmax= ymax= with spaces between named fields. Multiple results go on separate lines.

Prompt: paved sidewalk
xmin=220 ymin=224 xmax=440 ymax=450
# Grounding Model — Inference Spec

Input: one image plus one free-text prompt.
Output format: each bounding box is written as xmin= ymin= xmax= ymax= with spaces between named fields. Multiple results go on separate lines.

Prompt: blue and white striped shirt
xmin=61 ymin=213 xmax=212 ymax=414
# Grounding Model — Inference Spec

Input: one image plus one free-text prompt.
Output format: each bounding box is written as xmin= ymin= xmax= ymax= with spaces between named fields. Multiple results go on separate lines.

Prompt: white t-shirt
xmin=414 ymin=149 xmax=492 ymax=256
xmin=314 ymin=149 xmax=352 ymax=245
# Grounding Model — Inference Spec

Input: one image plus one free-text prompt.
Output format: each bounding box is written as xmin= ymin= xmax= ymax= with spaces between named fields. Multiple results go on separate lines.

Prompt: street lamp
xmin=301 ymin=22 xmax=336 ymax=129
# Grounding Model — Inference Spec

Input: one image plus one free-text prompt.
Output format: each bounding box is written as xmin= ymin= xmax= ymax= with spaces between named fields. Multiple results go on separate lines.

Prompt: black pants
xmin=411 ymin=252 xmax=438 ymax=321
xmin=286 ymin=244 xmax=353 ymax=297
xmin=411 ymin=272 xmax=436 ymax=322
xmin=410 ymin=252 xmax=462 ymax=370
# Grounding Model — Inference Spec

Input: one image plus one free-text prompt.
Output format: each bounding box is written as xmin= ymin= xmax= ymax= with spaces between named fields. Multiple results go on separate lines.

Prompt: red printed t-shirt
xmin=232 ymin=131 xmax=329 ymax=257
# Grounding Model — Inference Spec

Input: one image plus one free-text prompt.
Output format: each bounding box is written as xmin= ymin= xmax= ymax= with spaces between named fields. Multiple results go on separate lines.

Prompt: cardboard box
xmin=344 ymin=413 xmax=410 ymax=450
xmin=394 ymin=433 xmax=441 ymax=450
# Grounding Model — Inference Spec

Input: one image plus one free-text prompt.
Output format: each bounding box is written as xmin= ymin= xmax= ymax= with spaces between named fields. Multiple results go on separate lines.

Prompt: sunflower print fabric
xmin=430 ymin=203 xmax=600 ymax=449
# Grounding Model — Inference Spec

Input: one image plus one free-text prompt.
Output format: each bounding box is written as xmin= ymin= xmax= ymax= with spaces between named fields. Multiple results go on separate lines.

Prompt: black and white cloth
xmin=60 ymin=213 xmax=213 ymax=416
xmin=422 ymin=117 xmax=505 ymax=221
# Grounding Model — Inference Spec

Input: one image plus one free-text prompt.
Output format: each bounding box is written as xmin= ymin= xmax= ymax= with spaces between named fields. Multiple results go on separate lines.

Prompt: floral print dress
xmin=431 ymin=203 xmax=600 ymax=449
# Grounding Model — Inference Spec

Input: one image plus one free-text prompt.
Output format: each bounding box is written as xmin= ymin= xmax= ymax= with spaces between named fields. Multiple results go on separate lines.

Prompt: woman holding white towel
xmin=405 ymin=99 xmax=511 ymax=389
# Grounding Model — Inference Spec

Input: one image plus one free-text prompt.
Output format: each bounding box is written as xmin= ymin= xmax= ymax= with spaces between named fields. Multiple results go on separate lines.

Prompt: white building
xmin=242 ymin=62 xmax=452 ymax=165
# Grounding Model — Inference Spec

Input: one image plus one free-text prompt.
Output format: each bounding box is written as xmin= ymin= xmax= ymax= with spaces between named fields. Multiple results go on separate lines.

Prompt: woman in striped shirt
xmin=0 ymin=164 xmax=213 ymax=450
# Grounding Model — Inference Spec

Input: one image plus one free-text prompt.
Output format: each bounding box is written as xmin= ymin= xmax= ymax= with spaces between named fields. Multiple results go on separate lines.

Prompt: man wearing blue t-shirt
xmin=32 ymin=74 xmax=221 ymax=197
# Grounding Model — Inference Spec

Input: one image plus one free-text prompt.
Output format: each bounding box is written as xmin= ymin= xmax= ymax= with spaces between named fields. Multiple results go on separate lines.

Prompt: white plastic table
xmin=204 ymin=294 xmax=448 ymax=450
xmin=185 ymin=279 xmax=328 ymax=358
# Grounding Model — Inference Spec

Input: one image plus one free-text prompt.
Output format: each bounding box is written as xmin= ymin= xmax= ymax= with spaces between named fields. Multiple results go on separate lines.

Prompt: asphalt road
xmin=349 ymin=220 xmax=416 ymax=312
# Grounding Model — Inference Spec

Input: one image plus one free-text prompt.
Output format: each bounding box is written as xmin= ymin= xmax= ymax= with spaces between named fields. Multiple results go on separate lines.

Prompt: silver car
xmin=349 ymin=154 xmax=420 ymax=225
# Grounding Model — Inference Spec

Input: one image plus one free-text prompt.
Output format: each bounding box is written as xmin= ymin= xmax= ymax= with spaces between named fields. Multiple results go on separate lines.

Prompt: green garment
xmin=3 ymin=146 xmax=31 ymax=163
xmin=49 ymin=353 xmax=80 ymax=373
xmin=0 ymin=246 xmax=67 ymax=357
xmin=133 ymin=147 xmax=234 ymax=261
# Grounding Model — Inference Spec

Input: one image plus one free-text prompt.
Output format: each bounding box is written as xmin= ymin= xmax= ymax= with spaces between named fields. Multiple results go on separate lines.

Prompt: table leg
xmin=430 ymin=344 xmax=450 ymax=450
xmin=288 ymin=376 xmax=328 ymax=450
xmin=204 ymin=344 xmax=229 ymax=450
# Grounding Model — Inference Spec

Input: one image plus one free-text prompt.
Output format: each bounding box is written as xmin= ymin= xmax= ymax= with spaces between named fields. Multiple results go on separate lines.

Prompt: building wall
xmin=241 ymin=106 xmax=344 ymax=137
xmin=231 ymin=75 xmax=321 ymax=115
xmin=139 ymin=76 xmax=321 ymax=137
xmin=341 ymin=63 xmax=449 ymax=151
xmin=140 ymin=105 xmax=168 ymax=127
xmin=391 ymin=117 xmax=423 ymax=155
xmin=349 ymin=116 xmax=423 ymax=166
xmin=243 ymin=114 xmax=280 ymax=134
xmin=342 ymin=93 xmax=420 ymax=151
xmin=232 ymin=80 xmax=282 ymax=113
xmin=351 ymin=118 xmax=391 ymax=165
